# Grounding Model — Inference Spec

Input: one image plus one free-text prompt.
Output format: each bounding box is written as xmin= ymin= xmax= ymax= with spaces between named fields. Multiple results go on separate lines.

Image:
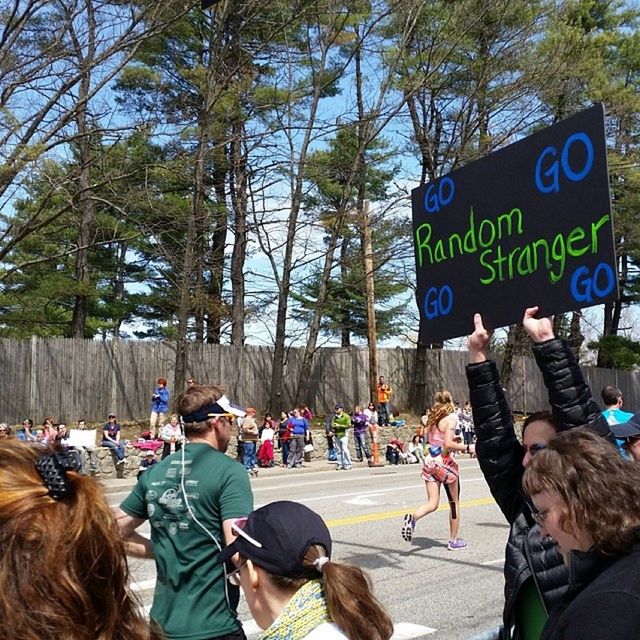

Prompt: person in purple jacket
xmin=352 ymin=405 xmax=372 ymax=466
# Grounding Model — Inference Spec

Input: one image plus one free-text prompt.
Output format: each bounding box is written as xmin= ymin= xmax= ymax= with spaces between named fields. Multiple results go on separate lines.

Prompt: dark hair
xmin=601 ymin=385 xmax=622 ymax=406
xmin=250 ymin=544 xmax=393 ymax=640
xmin=522 ymin=410 xmax=557 ymax=435
xmin=0 ymin=441 xmax=157 ymax=640
xmin=523 ymin=429 xmax=640 ymax=555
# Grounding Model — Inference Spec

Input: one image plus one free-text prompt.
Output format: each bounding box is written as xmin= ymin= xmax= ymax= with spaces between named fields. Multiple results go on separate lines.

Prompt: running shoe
xmin=401 ymin=513 xmax=415 ymax=541
xmin=447 ymin=538 xmax=468 ymax=550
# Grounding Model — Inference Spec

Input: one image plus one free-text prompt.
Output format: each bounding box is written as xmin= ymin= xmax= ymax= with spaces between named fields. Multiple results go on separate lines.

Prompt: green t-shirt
xmin=121 ymin=444 xmax=253 ymax=640
xmin=516 ymin=577 xmax=548 ymax=640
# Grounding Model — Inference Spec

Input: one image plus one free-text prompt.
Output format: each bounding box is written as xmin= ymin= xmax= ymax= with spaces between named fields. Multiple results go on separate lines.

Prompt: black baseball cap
xmin=335 ymin=403 xmax=344 ymax=410
xmin=610 ymin=413 xmax=640 ymax=439
xmin=217 ymin=501 xmax=332 ymax=578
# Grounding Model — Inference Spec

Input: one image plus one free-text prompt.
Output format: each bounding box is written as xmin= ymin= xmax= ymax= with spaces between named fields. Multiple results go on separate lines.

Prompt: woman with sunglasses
xmin=523 ymin=429 xmax=640 ymax=640
xmin=218 ymin=501 xmax=393 ymax=640
xmin=465 ymin=306 xmax=610 ymax=640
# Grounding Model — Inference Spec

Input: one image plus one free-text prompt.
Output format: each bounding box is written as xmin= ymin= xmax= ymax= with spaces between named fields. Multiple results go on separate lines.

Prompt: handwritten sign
xmin=411 ymin=103 xmax=617 ymax=344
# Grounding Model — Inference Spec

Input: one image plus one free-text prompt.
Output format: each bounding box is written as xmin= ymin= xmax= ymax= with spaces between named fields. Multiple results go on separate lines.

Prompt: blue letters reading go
xmin=424 ymin=176 xmax=455 ymax=213
xmin=570 ymin=262 xmax=615 ymax=304
xmin=535 ymin=132 xmax=594 ymax=194
xmin=424 ymin=285 xmax=453 ymax=320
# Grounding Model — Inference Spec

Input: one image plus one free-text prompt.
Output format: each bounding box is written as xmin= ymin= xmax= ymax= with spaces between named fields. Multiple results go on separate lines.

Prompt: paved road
xmin=108 ymin=458 xmax=507 ymax=640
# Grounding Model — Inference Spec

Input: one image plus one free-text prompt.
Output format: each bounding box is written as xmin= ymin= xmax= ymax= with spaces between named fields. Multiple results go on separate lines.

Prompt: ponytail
xmin=262 ymin=544 xmax=393 ymax=640
xmin=322 ymin=560 xmax=393 ymax=640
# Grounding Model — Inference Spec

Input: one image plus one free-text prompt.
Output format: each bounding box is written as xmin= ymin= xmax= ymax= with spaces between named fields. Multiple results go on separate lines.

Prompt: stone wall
xmin=96 ymin=425 xmax=423 ymax=477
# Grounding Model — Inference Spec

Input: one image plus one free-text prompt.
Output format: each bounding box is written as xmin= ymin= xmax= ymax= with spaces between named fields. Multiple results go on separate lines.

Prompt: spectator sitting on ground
xmin=42 ymin=418 xmax=57 ymax=445
xmin=0 ymin=423 xmax=9 ymax=440
xmin=138 ymin=451 xmax=158 ymax=480
xmin=16 ymin=418 xmax=36 ymax=442
xmin=0 ymin=440 xmax=158 ymax=640
xmin=102 ymin=413 xmax=127 ymax=466
xmin=408 ymin=435 xmax=424 ymax=464
xmin=159 ymin=413 xmax=184 ymax=460
xmin=523 ymin=429 xmax=640 ymax=640
xmin=217 ymin=500 xmax=394 ymax=640
xmin=388 ymin=410 xmax=406 ymax=428
xmin=386 ymin=436 xmax=406 ymax=465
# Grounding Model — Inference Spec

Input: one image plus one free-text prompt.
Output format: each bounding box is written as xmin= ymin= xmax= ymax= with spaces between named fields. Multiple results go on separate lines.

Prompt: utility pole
xmin=362 ymin=200 xmax=377 ymax=403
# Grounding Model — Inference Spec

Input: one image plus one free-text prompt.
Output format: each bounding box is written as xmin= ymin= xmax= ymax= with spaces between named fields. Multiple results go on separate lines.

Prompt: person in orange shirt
xmin=376 ymin=376 xmax=392 ymax=426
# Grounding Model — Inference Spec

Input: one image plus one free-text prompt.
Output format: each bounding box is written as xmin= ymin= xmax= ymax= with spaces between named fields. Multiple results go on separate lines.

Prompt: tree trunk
xmin=230 ymin=118 xmax=247 ymax=345
xmin=70 ymin=0 xmax=96 ymax=339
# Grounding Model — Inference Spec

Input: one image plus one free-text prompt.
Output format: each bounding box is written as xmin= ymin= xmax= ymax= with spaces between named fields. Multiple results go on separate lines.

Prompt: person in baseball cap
xmin=217 ymin=501 xmax=393 ymax=640
xmin=610 ymin=413 xmax=640 ymax=462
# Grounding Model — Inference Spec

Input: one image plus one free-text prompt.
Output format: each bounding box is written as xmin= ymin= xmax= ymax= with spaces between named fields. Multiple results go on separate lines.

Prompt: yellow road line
xmin=326 ymin=497 xmax=496 ymax=527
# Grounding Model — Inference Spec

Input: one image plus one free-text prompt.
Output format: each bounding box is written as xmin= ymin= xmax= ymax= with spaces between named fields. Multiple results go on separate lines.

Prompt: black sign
xmin=411 ymin=104 xmax=617 ymax=344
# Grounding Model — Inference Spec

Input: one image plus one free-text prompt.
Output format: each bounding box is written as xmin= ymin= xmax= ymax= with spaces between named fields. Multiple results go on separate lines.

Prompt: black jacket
xmin=466 ymin=338 xmax=610 ymax=640
xmin=541 ymin=532 xmax=640 ymax=640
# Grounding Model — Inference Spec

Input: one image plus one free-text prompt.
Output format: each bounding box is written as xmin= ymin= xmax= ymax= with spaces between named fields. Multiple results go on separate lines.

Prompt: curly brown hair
xmin=523 ymin=429 xmax=640 ymax=555
xmin=0 ymin=441 xmax=159 ymax=640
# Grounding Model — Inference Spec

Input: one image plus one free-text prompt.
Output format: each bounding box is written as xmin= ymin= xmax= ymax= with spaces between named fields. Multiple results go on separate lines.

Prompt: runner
xmin=401 ymin=389 xmax=474 ymax=549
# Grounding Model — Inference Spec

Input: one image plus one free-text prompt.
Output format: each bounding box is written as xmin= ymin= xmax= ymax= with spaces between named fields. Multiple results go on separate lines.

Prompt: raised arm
xmin=522 ymin=306 xmax=609 ymax=436
xmin=466 ymin=313 xmax=526 ymax=524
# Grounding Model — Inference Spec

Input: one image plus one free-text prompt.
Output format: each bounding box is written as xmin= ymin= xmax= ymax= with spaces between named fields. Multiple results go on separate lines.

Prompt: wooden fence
xmin=1 ymin=336 xmax=638 ymax=424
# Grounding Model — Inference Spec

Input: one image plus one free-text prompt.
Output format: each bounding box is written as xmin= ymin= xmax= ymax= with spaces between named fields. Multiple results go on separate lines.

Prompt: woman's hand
xmin=522 ymin=306 xmax=555 ymax=343
xmin=467 ymin=313 xmax=492 ymax=363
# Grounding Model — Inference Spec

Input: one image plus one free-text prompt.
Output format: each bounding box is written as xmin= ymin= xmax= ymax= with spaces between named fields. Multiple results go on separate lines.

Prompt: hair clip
xmin=36 ymin=449 xmax=82 ymax=500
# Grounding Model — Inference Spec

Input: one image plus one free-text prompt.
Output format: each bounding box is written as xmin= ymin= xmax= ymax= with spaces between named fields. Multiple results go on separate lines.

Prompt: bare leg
xmin=415 ymin=480 xmax=441 ymax=522
xmin=402 ymin=481 xmax=441 ymax=542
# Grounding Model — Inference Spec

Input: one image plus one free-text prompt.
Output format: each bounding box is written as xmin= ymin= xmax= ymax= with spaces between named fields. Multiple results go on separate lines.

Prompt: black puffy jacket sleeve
xmin=466 ymin=359 xmax=524 ymax=524
xmin=466 ymin=338 xmax=610 ymax=525
xmin=532 ymin=338 xmax=609 ymax=436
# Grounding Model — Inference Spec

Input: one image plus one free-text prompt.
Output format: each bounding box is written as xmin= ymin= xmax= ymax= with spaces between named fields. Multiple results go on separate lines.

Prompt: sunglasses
xmin=522 ymin=443 xmax=547 ymax=456
xmin=230 ymin=517 xmax=263 ymax=549
xmin=227 ymin=561 xmax=246 ymax=586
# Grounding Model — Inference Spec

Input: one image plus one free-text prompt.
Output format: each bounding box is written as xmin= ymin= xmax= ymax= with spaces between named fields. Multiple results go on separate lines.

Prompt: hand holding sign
xmin=522 ymin=306 xmax=555 ymax=344
xmin=468 ymin=314 xmax=492 ymax=364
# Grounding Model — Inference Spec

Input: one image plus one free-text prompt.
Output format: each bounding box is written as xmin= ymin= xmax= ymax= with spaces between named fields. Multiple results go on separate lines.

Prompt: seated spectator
xmin=55 ymin=423 xmax=70 ymax=447
xmin=68 ymin=419 xmax=98 ymax=474
xmin=388 ymin=411 xmax=406 ymax=428
xmin=0 ymin=440 xmax=157 ymax=640
xmin=523 ymin=429 xmax=640 ymax=639
xmin=407 ymin=435 xmax=424 ymax=464
xmin=386 ymin=437 xmax=406 ymax=465
xmin=257 ymin=414 xmax=275 ymax=468
xmin=217 ymin=501 xmax=393 ymax=640
xmin=42 ymin=418 xmax=57 ymax=445
xmin=0 ymin=423 xmax=9 ymax=440
xmin=138 ymin=451 xmax=158 ymax=479
xmin=16 ymin=418 xmax=36 ymax=442
xmin=160 ymin=413 xmax=184 ymax=460
xmin=102 ymin=413 xmax=127 ymax=465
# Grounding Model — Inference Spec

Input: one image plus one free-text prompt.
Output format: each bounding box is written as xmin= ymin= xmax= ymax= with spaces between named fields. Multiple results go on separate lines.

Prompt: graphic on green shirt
xmin=121 ymin=444 xmax=253 ymax=640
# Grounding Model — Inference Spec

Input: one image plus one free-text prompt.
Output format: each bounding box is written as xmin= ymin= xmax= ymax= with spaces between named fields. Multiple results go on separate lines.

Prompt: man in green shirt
xmin=116 ymin=385 xmax=253 ymax=640
xmin=331 ymin=403 xmax=352 ymax=470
